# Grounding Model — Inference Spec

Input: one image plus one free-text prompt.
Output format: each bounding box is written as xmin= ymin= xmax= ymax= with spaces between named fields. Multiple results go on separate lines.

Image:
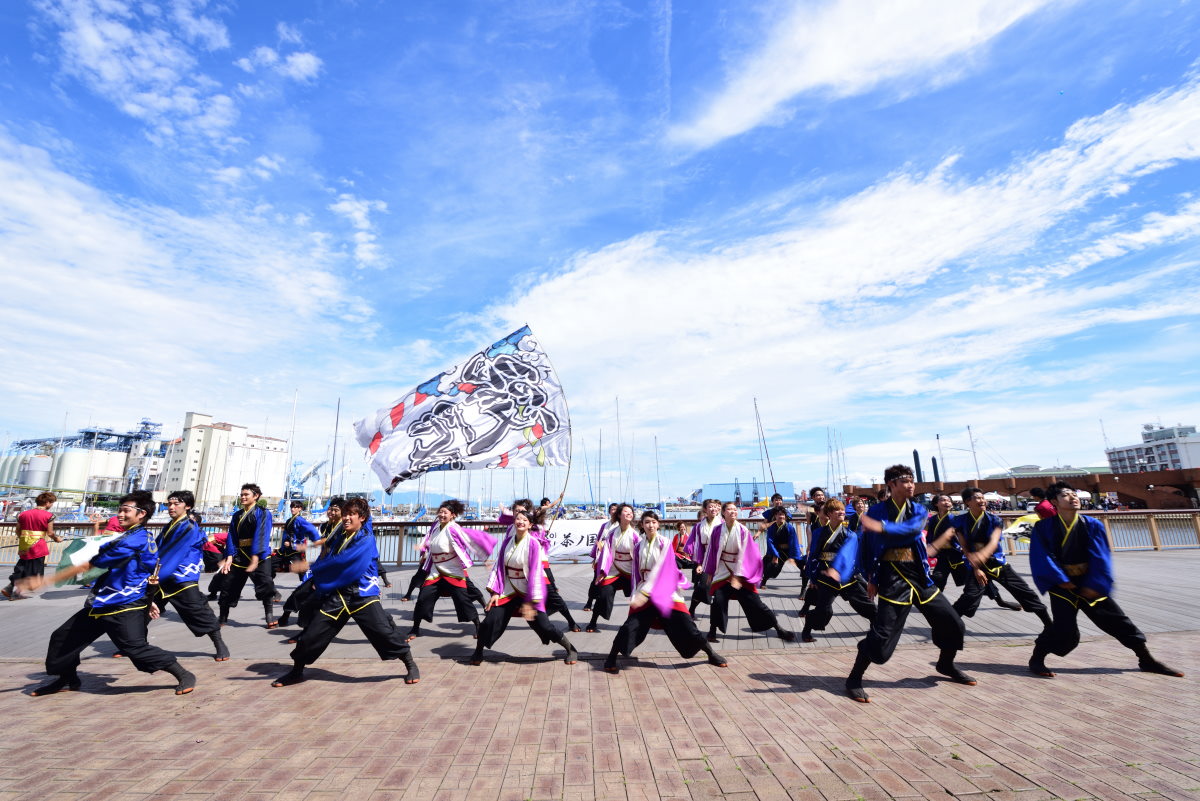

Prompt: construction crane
xmin=286 ymin=459 xmax=328 ymax=498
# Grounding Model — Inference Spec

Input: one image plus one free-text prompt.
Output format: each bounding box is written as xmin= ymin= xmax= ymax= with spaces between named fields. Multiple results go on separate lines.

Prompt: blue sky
xmin=1 ymin=0 xmax=1198 ymax=503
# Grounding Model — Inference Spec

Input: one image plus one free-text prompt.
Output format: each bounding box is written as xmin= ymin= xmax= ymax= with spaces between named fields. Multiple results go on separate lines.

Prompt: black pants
xmin=1035 ymin=590 xmax=1146 ymax=657
xmin=930 ymin=552 xmax=966 ymax=590
xmin=689 ymin=569 xmax=711 ymax=609
xmin=591 ymin=574 xmax=632 ymax=621
xmin=206 ymin=570 xmax=227 ymax=599
xmin=805 ymin=578 xmax=876 ymax=631
xmin=220 ymin=559 xmax=276 ymax=607
xmin=543 ymin=569 xmax=577 ymax=626
xmin=411 ymin=576 xmax=479 ymax=630
xmin=933 ymin=554 xmax=1004 ymax=602
xmin=291 ymin=593 xmax=411 ymax=665
xmin=857 ymin=573 xmax=964 ymax=666
xmin=611 ymin=606 xmax=706 ymax=659
xmin=9 ymin=556 xmax=47 ymax=584
xmin=465 ymin=576 xmax=487 ymax=608
xmin=404 ymin=567 xmax=429 ymax=598
xmin=154 ymin=582 xmax=220 ymax=636
xmin=709 ymin=581 xmax=780 ymax=634
xmin=953 ymin=562 xmax=1046 ymax=618
xmin=284 ymin=576 xmax=315 ymax=615
xmin=585 ymin=578 xmax=601 ymax=609
xmin=45 ymin=603 xmax=177 ymax=677
xmin=476 ymin=597 xmax=562 ymax=649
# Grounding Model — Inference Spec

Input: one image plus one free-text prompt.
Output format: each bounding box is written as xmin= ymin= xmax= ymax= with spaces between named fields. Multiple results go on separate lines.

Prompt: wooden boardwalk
xmin=0 ymin=552 xmax=1195 ymax=801
xmin=0 ymin=553 xmax=1195 ymax=662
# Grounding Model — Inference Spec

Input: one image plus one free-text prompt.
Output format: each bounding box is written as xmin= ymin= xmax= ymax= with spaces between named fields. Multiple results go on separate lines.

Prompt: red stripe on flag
xmin=499 ymin=452 xmax=509 ymax=468
xmin=389 ymin=402 xmax=405 ymax=428
xmin=414 ymin=391 xmax=428 ymax=406
xmin=369 ymin=431 xmax=383 ymax=454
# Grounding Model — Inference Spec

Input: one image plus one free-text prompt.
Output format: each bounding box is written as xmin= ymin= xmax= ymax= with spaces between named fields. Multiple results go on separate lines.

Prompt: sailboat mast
xmin=654 ymin=436 xmax=662 ymax=512
xmin=330 ymin=397 xmax=341 ymax=497
xmin=753 ymin=398 xmax=778 ymax=494
xmin=597 ymin=429 xmax=603 ymax=510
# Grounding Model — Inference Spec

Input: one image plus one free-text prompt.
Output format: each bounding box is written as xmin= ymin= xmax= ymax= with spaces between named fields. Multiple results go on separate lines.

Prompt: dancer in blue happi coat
xmin=273 ymin=496 xmax=419 ymax=687
xmin=217 ymin=483 xmax=278 ymax=628
xmin=843 ymin=465 xmax=973 ymax=703
xmin=1027 ymin=483 xmax=1181 ymax=679
xmin=31 ymin=491 xmax=196 ymax=696
xmin=800 ymin=499 xmax=875 ymax=643
xmin=151 ymin=490 xmax=230 ymax=661
xmin=951 ymin=487 xmax=1050 ymax=628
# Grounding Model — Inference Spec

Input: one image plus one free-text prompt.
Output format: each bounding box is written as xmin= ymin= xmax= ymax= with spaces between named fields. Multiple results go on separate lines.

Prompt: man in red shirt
xmin=3 ymin=492 xmax=63 ymax=600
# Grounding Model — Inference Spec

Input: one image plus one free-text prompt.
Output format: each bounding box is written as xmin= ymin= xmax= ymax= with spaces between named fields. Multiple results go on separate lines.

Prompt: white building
xmin=159 ymin=412 xmax=289 ymax=508
xmin=1106 ymin=424 xmax=1200 ymax=474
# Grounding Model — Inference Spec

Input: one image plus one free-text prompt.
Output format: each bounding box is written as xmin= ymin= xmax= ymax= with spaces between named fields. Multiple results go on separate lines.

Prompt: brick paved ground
xmin=0 ymin=553 xmax=1196 ymax=800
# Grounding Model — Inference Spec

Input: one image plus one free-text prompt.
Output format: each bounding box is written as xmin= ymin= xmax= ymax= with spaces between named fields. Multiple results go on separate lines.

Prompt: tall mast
xmin=967 ymin=425 xmax=982 ymax=481
xmin=615 ymin=397 xmax=623 ymax=500
xmin=597 ymin=429 xmax=603 ymax=509
xmin=285 ymin=388 xmax=298 ymax=498
xmin=654 ymin=436 xmax=662 ymax=512
xmin=754 ymin=398 xmax=778 ymax=494
xmin=330 ymin=398 xmax=341 ymax=497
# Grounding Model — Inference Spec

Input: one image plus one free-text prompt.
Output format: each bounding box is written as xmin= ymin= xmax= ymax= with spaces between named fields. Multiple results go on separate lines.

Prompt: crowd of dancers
xmin=11 ymin=463 xmax=1184 ymax=700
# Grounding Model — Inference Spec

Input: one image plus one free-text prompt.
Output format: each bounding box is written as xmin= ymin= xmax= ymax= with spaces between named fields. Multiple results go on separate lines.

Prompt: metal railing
xmin=995 ymin=510 xmax=1200 ymax=554
xmin=3 ymin=510 xmax=1198 ymax=567
xmin=0 ymin=519 xmax=515 ymax=568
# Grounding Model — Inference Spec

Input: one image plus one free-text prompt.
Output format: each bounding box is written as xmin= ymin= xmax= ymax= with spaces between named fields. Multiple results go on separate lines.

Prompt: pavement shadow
xmin=231 ymin=661 xmax=398 ymax=684
xmin=430 ymin=642 xmax=570 ymax=666
xmin=746 ymin=670 xmax=941 ymax=697
xmin=598 ymin=658 xmax=718 ymax=674
xmin=37 ymin=589 xmax=90 ymax=601
xmin=955 ymin=659 xmax=1124 ymax=677
xmin=11 ymin=670 xmax=176 ymax=696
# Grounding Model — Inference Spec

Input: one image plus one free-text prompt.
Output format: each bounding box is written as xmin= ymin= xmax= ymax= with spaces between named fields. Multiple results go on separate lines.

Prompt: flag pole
xmin=538 ymin=326 xmax=573 ymax=538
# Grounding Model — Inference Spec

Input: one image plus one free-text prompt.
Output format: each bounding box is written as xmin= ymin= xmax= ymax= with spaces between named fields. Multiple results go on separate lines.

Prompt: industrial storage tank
xmin=50 ymin=449 xmax=90 ymax=491
xmin=0 ymin=453 xmax=21 ymax=484
xmin=99 ymin=451 xmax=129 ymax=483
xmin=17 ymin=455 xmax=53 ymax=487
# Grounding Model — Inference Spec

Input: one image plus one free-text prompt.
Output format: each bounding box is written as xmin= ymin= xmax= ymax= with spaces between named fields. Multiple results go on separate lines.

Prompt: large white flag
xmin=353 ymin=325 xmax=570 ymax=491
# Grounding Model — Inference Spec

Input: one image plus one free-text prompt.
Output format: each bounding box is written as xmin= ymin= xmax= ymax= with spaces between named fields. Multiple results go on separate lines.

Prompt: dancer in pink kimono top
xmin=603 ymin=511 xmax=727 ymax=674
xmin=498 ymin=498 xmax=581 ymax=632
xmin=585 ymin=503 xmax=640 ymax=632
xmin=470 ymin=508 xmax=578 ymax=665
xmin=702 ymin=502 xmax=796 ymax=644
xmin=684 ymin=499 xmax=721 ymax=617
xmin=583 ymin=503 xmax=620 ymax=613
xmin=405 ymin=500 xmax=495 ymax=641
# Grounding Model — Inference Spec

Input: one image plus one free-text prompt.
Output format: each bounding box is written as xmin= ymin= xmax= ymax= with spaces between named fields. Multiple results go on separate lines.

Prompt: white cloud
xmin=276 ymin=21 xmax=302 ymax=45
xmin=211 ymin=165 xmax=242 ymax=184
xmin=329 ymin=193 xmax=389 ymax=268
xmin=669 ymin=0 xmax=1058 ymax=149
xmin=472 ymin=71 xmax=1200 ymax=488
xmin=169 ymin=0 xmax=229 ymax=50
xmin=235 ymin=45 xmax=278 ymax=72
xmin=236 ymin=45 xmax=321 ymax=82
xmin=35 ymin=0 xmax=237 ymax=141
xmin=250 ymin=153 xmax=283 ymax=178
xmin=279 ymin=51 xmax=322 ymax=82
xmin=0 ymin=129 xmax=368 ymax=445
